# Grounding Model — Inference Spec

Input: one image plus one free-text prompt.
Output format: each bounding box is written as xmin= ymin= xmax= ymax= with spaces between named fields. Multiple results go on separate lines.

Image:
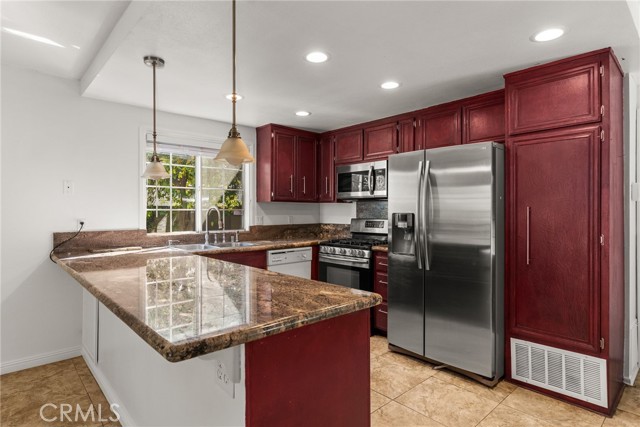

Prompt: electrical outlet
xmin=255 ymin=215 xmax=263 ymax=225
xmin=63 ymin=180 xmax=74 ymax=195
xmin=288 ymin=215 xmax=294 ymax=224
xmin=77 ymin=218 xmax=85 ymax=229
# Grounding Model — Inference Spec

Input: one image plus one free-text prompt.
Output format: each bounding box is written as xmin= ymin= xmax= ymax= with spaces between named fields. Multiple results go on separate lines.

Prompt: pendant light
xmin=214 ymin=0 xmax=254 ymax=166
xmin=142 ymin=55 xmax=170 ymax=180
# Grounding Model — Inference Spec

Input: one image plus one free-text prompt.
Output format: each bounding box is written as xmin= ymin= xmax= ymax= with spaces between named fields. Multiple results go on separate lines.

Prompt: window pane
xmin=202 ymin=189 xmax=225 ymax=209
xmin=147 ymin=176 xmax=170 ymax=187
xmin=201 ymin=167 xmax=225 ymax=189
xmin=225 ymin=169 xmax=242 ymax=189
xmin=147 ymin=187 xmax=171 ymax=209
xmin=172 ymin=211 xmax=195 ymax=232
xmin=172 ymin=188 xmax=195 ymax=209
xmin=171 ymin=153 xmax=195 ymax=166
xmin=202 ymin=157 xmax=228 ymax=168
xmin=172 ymin=166 xmax=196 ymax=188
xmin=224 ymin=210 xmax=244 ymax=231
xmin=223 ymin=190 xmax=243 ymax=209
xmin=147 ymin=210 xmax=170 ymax=233
xmin=146 ymin=152 xmax=170 ymax=163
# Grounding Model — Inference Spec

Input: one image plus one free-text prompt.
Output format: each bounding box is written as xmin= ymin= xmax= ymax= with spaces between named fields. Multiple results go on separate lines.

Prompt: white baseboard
xmin=81 ymin=346 xmax=135 ymax=427
xmin=0 ymin=346 xmax=81 ymax=375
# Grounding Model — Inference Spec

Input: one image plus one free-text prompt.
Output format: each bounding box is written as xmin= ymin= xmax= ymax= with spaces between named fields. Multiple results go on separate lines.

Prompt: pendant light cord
xmin=232 ymin=0 xmax=236 ymax=127
xmin=152 ymin=59 xmax=158 ymax=159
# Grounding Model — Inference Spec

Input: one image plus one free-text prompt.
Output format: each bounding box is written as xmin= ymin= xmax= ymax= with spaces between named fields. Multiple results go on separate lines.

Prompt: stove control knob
xmin=357 ymin=250 xmax=364 ymax=257
xmin=340 ymin=248 xmax=346 ymax=255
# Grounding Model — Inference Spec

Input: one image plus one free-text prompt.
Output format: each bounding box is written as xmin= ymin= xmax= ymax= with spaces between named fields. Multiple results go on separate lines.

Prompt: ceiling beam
xmin=80 ymin=1 xmax=151 ymax=94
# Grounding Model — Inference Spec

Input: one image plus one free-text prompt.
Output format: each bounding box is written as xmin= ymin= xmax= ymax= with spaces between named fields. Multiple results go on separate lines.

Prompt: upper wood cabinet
xmin=506 ymin=56 xmax=602 ymax=135
xmin=256 ymin=124 xmax=319 ymax=202
xmin=334 ymin=129 xmax=363 ymax=164
xmin=415 ymin=105 xmax=462 ymax=150
xmin=462 ymin=90 xmax=505 ymax=143
xmin=398 ymin=118 xmax=415 ymax=153
xmin=363 ymin=122 xmax=398 ymax=160
xmin=317 ymin=135 xmax=335 ymax=202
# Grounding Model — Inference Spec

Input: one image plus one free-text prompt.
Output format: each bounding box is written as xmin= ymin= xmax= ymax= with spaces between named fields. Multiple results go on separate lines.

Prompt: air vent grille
xmin=510 ymin=338 xmax=607 ymax=407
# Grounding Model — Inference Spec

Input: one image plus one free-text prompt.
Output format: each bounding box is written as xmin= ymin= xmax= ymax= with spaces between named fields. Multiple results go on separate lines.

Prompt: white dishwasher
xmin=267 ymin=247 xmax=312 ymax=279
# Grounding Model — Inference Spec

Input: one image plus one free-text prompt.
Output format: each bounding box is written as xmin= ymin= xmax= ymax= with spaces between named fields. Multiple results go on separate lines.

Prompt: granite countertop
xmin=54 ymin=247 xmax=381 ymax=362
xmin=372 ymin=245 xmax=388 ymax=252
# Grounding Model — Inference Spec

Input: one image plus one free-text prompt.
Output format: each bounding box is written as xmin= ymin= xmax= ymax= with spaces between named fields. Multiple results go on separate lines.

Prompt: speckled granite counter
xmin=372 ymin=244 xmax=388 ymax=252
xmin=54 ymin=248 xmax=381 ymax=362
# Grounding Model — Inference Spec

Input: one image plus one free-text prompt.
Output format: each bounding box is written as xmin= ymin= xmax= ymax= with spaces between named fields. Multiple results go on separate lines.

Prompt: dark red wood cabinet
xmin=373 ymin=252 xmax=388 ymax=333
xmin=205 ymin=250 xmax=267 ymax=270
xmin=462 ymin=90 xmax=505 ymax=144
xmin=256 ymin=124 xmax=319 ymax=202
xmin=398 ymin=118 xmax=415 ymax=153
xmin=507 ymin=56 xmax=602 ymax=135
xmin=334 ymin=129 xmax=363 ymax=164
xmin=317 ymin=135 xmax=335 ymax=202
xmin=364 ymin=122 xmax=398 ymax=160
xmin=505 ymin=48 xmax=624 ymax=415
xmin=415 ymin=105 xmax=462 ymax=150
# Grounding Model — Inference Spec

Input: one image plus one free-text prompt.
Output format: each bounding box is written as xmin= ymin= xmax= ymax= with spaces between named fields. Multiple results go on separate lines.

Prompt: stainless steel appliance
xmin=319 ymin=219 xmax=388 ymax=290
xmin=387 ymin=141 xmax=504 ymax=382
xmin=336 ymin=160 xmax=387 ymax=200
xmin=267 ymin=247 xmax=312 ymax=279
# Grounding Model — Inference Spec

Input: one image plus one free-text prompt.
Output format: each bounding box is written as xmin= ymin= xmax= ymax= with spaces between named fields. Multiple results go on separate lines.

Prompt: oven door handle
xmin=319 ymin=254 xmax=370 ymax=268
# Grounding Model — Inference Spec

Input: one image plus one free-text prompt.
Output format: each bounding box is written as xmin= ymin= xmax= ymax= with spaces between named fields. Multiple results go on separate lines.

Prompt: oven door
xmin=336 ymin=160 xmax=387 ymax=200
xmin=318 ymin=254 xmax=372 ymax=291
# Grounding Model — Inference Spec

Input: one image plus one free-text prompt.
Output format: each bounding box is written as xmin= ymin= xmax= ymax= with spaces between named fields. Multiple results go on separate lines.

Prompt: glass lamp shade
xmin=142 ymin=158 xmax=170 ymax=180
xmin=214 ymin=135 xmax=255 ymax=166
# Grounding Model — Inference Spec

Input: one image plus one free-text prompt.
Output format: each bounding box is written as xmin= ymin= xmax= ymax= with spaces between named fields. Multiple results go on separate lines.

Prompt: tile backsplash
xmin=356 ymin=200 xmax=388 ymax=219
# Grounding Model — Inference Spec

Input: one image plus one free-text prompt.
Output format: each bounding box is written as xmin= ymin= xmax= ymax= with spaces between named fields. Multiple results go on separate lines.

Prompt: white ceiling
xmin=2 ymin=1 xmax=639 ymax=132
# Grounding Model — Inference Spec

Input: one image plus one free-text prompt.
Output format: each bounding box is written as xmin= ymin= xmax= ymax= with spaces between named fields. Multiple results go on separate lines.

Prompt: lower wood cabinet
xmin=205 ymin=250 xmax=267 ymax=270
xmin=373 ymin=252 xmax=388 ymax=333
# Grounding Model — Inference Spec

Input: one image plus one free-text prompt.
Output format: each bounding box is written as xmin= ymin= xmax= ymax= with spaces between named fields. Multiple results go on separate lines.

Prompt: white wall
xmin=0 ymin=65 xmax=257 ymax=372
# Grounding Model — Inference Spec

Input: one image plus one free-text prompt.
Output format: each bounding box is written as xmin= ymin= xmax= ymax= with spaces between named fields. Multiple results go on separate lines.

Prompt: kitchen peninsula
xmin=54 ymin=247 xmax=381 ymax=426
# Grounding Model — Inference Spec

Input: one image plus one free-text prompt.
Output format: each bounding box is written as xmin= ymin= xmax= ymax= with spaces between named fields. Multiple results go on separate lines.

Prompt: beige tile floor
xmin=370 ymin=335 xmax=640 ymax=427
xmin=1 ymin=337 xmax=639 ymax=426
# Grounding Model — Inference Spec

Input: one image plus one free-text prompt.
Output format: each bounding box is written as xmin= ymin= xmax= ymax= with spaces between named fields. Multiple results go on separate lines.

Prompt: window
xmin=145 ymin=141 xmax=246 ymax=233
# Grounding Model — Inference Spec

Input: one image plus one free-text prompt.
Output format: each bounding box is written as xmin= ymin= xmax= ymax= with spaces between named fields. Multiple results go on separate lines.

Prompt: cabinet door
xmin=318 ymin=136 xmax=335 ymax=202
xmin=398 ymin=119 xmax=415 ymax=152
xmin=208 ymin=250 xmax=267 ymax=269
xmin=509 ymin=125 xmax=601 ymax=354
xmin=296 ymin=135 xmax=317 ymax=201
xmin=364 ymin=122 xmax=397 ymax=160
xmin=335 ymin=129 xmax=363 ymax=164
xmin=463 ymin=93 xmax=505 ymax=144
xmin=272 ymin=131 xmax=296 ymax=201
xmin=416 ymin=107 xmax=461 ymax=150
xmin=506 ymin=59 xmax=601 ymax=135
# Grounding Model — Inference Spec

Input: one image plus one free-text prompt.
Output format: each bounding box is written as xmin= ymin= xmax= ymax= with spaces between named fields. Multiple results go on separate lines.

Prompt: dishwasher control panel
xmin=267 ymin=247 xmax=312 ymax=266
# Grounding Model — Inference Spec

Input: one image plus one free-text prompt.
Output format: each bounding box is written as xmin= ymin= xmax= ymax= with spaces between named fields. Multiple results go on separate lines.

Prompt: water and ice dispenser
xmin=391 ymin=213 xmax=416 ymax=255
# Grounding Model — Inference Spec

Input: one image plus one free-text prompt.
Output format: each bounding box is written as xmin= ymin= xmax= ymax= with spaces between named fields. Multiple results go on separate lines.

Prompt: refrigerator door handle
xmin=422 ymin=160 xmax=431 ymax=271
xmin=368 ymin=165 xmax=374 ymax=195
xmin=415 ymin=160 xmax=424 ymax=270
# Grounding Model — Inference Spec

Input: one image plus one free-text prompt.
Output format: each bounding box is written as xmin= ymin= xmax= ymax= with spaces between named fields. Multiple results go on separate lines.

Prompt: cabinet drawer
xmin=374 ymin=272 xmax=388 ymax=301
xmin=374 ymin=254 xmax=388 ymax=272
xmin=374 ymin=303 xmax=388 ymax=332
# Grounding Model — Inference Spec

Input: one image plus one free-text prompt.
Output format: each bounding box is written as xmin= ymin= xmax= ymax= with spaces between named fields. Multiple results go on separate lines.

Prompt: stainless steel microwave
xmin=336 ymin=160 xmax=387 ymax=200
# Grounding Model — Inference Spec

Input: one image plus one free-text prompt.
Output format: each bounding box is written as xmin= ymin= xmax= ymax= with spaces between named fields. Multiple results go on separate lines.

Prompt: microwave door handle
xmin=368 ymin=166 xmax=374 ymax=195
xmin=422 ymin=160 xmax=431 ymax=271
xmin=415 ymin=161 xmax=423 ymax=270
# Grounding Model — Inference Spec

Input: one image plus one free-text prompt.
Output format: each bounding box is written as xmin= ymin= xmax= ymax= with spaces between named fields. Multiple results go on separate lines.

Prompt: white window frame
xmin=138 ymin=127 xmax=253 ymax=233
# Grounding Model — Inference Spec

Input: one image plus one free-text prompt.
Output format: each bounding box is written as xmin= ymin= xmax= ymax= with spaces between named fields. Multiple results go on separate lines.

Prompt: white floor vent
xmin=511 ymin=338 xmax=607 ymax=407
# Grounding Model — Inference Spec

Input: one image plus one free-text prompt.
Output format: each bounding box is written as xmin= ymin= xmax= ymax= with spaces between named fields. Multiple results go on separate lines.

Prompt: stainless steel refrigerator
xmin=387 ymin=141 xmax=504 ymax=381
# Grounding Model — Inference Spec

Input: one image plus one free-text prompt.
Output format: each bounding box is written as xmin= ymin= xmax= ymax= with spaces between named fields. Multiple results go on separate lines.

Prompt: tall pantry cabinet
xmin=505 ymin=48 xmax=624 ymax=415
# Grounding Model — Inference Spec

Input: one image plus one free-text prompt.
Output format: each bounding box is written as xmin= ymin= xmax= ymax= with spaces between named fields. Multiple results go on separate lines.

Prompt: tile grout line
xmin=72 ymin=358 xmax=108 ymax=427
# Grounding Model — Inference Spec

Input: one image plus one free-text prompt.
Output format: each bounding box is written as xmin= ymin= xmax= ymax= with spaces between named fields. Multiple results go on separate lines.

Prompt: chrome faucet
xmin=204 ymin=206 xmax=225 ymax=245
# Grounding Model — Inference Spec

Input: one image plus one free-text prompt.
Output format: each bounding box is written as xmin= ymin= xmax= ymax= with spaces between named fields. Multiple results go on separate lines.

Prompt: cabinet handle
xmin=378 ymin=309 xmax=388 ymax=315
xmin=526 ymin=206 xmax=531 ymax=265
xmin=325 ymin=176 xmax=328 ymax=194
xmin=379 ymin=280 xmax=388 ymax=285
xmin=303 ymin=176 xmax=306 ymax=194
xmin=290 ymin=175 xmax=294 ymax=194
xmin=379 ymin=262 xmax=388 ymax=266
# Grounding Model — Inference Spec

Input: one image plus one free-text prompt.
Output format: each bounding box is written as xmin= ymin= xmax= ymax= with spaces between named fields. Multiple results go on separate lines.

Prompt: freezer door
xmin=423 ymin=142 xmax=503 ymax=378
xmin=388 ymin=150 xmax=426 ymax=356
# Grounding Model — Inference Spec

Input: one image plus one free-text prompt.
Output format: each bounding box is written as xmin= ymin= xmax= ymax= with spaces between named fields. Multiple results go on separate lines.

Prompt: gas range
xmin=319 ymin=219 xmax=388 ymax=262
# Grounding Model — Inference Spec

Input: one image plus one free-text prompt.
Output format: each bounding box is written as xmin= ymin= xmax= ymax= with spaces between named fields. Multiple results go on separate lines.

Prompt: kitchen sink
xmin=172 ymin=244 xmax=218 ymax=251
xmin=210 ymin=242 xmax=256 ymax=248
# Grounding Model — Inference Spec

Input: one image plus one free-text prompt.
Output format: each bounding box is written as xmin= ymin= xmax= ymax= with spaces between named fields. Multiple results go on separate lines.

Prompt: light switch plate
xmin=631 ymin=182 xmax=639 ymax=202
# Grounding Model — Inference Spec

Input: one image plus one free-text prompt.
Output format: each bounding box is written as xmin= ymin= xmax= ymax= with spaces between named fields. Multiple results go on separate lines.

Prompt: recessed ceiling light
xmin=225 ymin=94 xmax=243 ymax=101
xmin=381 ymin=81 xmax=400 ymax=90
xmin=2 ymin=27 xmax=64 ymax=48
xmin=295 ymin=111 xmax=311 ymax=117
xmin=306 ymin=51 xmax=328 ymax=63
xmin=531 ymin=28 xmax=565 ymax=42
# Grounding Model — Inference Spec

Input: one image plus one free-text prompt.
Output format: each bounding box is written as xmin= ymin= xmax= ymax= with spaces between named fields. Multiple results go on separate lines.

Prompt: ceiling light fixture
xmin=225 ymin=93 xmax=243 ymax=101
xmin=141 ymin=56 xmax=170 ymax=180
xmin=531 ymin=28 xmax=565 ymax=42
xmin=215 ymin=0 xmax=254 ymax=166
xmin=2 ymin=27 xmax=64 ymax=48
xmin=295 ymin=111 xmax=311 ymax=117
xmin=381 ymin=81 xmax=400 ymax=90
xmin=306 ymin=51 xmax=329 ymax=63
